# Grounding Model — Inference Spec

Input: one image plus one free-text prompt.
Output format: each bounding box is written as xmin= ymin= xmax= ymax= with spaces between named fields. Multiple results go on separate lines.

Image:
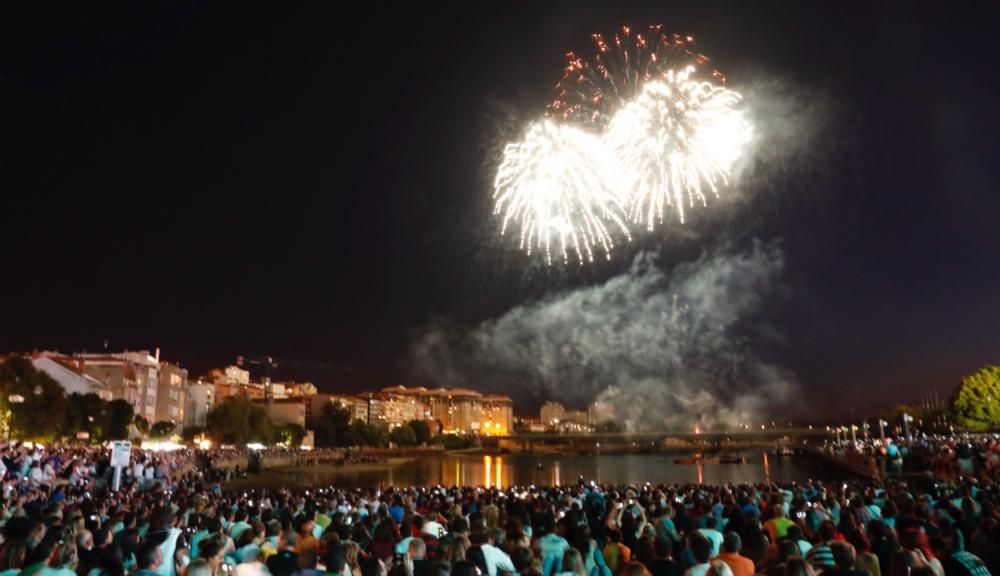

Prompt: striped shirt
xmin=943 ymin=551 xmax=991 ymax=576
xmin=806 ymin=543 xmax=835 ymax=570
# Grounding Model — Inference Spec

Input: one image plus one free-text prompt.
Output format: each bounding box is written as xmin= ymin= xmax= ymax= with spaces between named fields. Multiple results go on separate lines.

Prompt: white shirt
xmin=796 ymin=540 xmax=812 ymax=556
xmin=155 ymin=527 xmax=182 ymax=576
xmin=423 ymin=521 xmax=446 ymax=537
xmin=685 ymin=562 xmax=733 ymax=576
xmin=697 ymin=529 xmax=724 ymax=557
xmin=234 ymin=562 xmax=269 ymax=576
xmin=481 ymin=543 xmax=516 ymax=576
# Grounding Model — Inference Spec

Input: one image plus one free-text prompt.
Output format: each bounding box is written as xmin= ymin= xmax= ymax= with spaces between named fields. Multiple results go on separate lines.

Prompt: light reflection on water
xmin=281 ymin=450 xmax=822 ymax=489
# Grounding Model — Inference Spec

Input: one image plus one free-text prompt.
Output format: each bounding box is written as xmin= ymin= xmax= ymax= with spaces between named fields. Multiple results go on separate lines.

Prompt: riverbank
xmin=220 ymin=450 xmax=823 ymax=489
xmin=221 ymin=456 xmax=415 ymax=490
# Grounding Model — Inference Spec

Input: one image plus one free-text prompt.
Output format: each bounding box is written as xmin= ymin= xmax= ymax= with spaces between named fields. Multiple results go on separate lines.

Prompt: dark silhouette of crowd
xmin=0 ymin=438 xmax=997 ymax=576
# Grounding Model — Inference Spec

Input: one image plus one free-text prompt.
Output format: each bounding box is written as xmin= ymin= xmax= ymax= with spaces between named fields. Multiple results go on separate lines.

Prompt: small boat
xmin=718 ymin=455 xmax=746 ymax=464
xmin=673 ymin=454 xmax=703 ymax=465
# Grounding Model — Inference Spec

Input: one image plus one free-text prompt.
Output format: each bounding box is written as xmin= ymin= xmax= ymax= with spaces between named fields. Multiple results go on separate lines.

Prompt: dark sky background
xmin=2 ymin=3 xmax=999 ymax=418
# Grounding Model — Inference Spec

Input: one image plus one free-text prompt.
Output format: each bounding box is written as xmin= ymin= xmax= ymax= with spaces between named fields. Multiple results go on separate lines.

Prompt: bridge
xmin=483 ymin=428 xmax=833 ymax=454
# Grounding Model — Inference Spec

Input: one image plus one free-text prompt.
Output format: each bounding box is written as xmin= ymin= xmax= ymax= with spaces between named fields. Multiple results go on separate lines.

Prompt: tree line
xmin=191 ymin=398 xmax=437 ymax=448
xmin=8 ymin=353 xmax=999 ymax=442
xmin=0 ymin=357 xmax=134 ymax=442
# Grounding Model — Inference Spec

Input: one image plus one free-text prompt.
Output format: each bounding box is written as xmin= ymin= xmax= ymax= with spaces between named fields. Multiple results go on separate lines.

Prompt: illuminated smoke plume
xmin=411 ymin=242 xmax=798 ymax=432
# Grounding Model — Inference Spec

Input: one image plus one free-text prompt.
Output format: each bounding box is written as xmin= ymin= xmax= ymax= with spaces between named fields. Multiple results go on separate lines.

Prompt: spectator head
xmin=429 ymin=561 xmax=451 ymax=576
xmin=451 ymin=517 xmax=469 ymax=536
xmin=705 ymin=561 xmax=732 ymax=576
xmin=654 ymin=537 xmax=672 ymax=560
xmin=563 ymin=548 xmax=586 ymax=576
xmin=187 ymin=559 xmax=213 ymax=576
xmin=198 ymin=537 xmax=225 ymax=569
xmin=362 ymin=556 xmax=387 ymax=576
xmin=624 ymin=562 xmax=652 ymax=576
xmin=467 ymin=547 xmax=488 ymax=576
xmin=298 ymin=550 xmax=319 ymax=570
xmin=777 ymin=539 xmax=801 ymax=563
xmin=689 ymin=532 xmax=712 ymax=564
xmin=511 ymin=547 xmax=534 ymax=573
xmin=784 ymin=558 xmax=815 ymax=576
xmin=409 ymin=538 xmax=427 ymax=559
xmin=76 ymin=529 xmax=94 ymax=551
xmin=722 ymin=532 xmax=742 ymax=554
xmin=830 ymin=541 xmax=857 ymax=571
xmin=452 ymin=560 xmax=481 ymax=576
xmin=137 ymin=541 xmax=163 ymax=570
xmin=48 ymin=543 xmax=79 ymax=570
xmin=868 ymin=520 xmax=887 ymax=541
xmin=326 ymin=543 xmax=347 ymax=575
xmin=787 ymin=525 xmax=803 ymax=542
xmin=818 ymin=521 xmax=837 ymax=543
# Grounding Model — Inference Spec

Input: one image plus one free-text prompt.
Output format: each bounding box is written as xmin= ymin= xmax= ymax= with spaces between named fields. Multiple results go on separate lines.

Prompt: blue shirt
xmin=389 ymin=504 xmax=405 ymax=523
xmin=538 ymin=533 xmax=570 ymax=576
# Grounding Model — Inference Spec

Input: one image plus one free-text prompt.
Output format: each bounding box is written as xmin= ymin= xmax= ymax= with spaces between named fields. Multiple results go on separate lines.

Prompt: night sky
xmin=2 ymin=3 xmax=999 ymax=417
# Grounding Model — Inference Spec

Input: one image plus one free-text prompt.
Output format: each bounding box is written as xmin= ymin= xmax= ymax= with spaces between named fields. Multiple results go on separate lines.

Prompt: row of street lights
xmin=828 ymin=414 xmax=914 ymax=444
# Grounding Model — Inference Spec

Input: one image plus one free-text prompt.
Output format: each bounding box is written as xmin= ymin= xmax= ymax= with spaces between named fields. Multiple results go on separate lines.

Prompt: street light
xmin=7 ymin=394 xmax=25 ymax=444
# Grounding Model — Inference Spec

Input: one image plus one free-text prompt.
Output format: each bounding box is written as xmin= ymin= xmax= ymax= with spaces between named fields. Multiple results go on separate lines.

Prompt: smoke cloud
xmin=411 ymin=242 xmax=798 ymax=432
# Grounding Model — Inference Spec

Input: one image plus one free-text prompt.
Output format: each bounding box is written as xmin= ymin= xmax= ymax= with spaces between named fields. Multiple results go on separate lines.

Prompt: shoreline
xmin=221 ymin=456 xmax=415 ymax=490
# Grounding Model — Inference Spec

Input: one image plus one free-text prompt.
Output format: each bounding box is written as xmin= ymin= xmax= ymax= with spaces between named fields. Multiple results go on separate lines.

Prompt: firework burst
xmin=605 ymin=67 xmax=751 ymax=229
xmin=494 ymin=25 xmax=752 ymax=262
xmin=493 ymin=120 xmax=631 ymax=265
xmin=548 ymin=25 xmax=723 ymax=125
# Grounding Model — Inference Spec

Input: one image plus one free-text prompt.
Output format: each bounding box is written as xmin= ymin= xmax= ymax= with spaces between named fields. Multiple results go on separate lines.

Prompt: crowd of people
xmin=0 ymin=438 xmax=997 ymax=576
xmin=821 ymin=435 xmax=1000 ymax=482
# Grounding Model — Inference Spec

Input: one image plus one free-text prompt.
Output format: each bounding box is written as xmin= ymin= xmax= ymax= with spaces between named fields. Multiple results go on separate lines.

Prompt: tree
xmin=279 ymin=423 xmax=307 ymax=448
xmin=952 ymin=366 xmax=1000 ymax=432
xmin=134 ymin=415 xmax=150 ymax=435
xmin=59 ymin=393 xmax=107 ymax=442
xmin=0 ymin=356 xmax=68 ymax=442
xmin=407 ymin=420 xmax=432 ymax=445
xmin=353 ymin=420 xmax=388 ymax=447
xmin=206 ymin=396 xmax=275 ymax=444
xmin=439 ymin=434 xmax=476 ymax=451
xmin=312 ymin=403 xmax=356 ymax=448
xmin=106 ymin=399 xmax=135 ymax=440
xmin=53 ymin=393 xmax=139 ymax=443
xmin=181 ymin=426 xmax=206 ymax=443
xmin=150 ymin=420 xmax=177 ymax=438
xmin=390 ymin=424 xmax=417 ymax=446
